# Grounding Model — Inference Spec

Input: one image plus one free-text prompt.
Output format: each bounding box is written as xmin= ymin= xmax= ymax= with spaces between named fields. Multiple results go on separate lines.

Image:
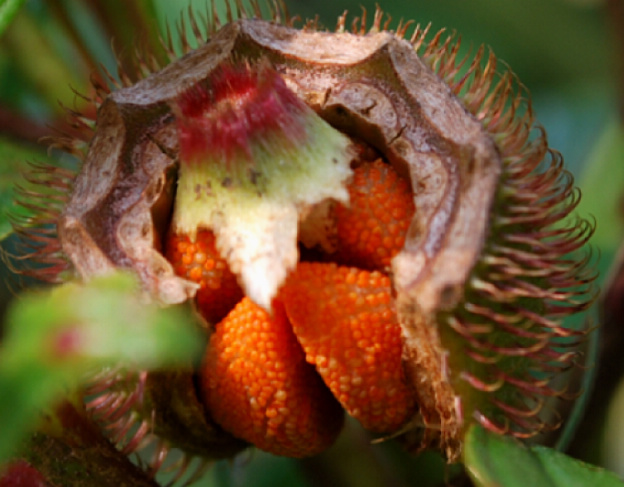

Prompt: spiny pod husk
xmin=14 ymin=0 xmax=595 ymax=477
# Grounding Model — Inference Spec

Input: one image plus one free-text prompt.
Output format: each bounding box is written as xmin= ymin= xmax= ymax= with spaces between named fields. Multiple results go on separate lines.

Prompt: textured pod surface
xmin=12 ymin=2 xmax=592 ymax=472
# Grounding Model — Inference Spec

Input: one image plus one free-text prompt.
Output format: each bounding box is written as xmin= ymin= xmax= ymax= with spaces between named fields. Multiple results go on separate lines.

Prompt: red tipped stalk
xmin=170 ymin=61 xmax=354 ymax=310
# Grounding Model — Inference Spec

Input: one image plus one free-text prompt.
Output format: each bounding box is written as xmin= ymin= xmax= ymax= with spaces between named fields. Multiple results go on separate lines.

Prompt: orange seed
xmin=334 ymin=159 xmax=415 ymax=271
xmin=165 ymin=229 xmax=243 ymax=324
xmin=281 ymin=262 xmax=417 ymax=433
xmin=200 ymin=297 xmax=344 ymax=457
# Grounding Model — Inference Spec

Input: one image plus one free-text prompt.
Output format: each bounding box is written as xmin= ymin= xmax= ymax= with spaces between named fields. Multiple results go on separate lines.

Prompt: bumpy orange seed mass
xmin=281 ymin=262 xmax=417 ymax=433
xmin=200 ymin=297 xmax=344 ymax=457
xmin=166 ymin=229 xmax=243 ymax=324
xmin=334 ymin=159 xmax=415 ymax=271
xmin=167 ymin=158 xmax=419 ymax=453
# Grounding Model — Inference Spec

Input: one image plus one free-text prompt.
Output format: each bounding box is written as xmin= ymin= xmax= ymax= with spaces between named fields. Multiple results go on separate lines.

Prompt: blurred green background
xmin=0 ymin=0 xmax=623 ymax=486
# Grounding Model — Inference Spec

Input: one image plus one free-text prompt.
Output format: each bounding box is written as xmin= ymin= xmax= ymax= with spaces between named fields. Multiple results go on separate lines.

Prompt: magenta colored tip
xmin=175 ymin=62 xmax=308 ymax=165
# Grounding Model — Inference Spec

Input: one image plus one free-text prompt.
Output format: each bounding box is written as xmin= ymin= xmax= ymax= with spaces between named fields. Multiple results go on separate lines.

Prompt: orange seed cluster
xmin=281 ymin=262 xmax=415 ymax=432
xmin=166 ymin=229 xmax=242 ymax=324
xmin=167 ymin=159 xmax=418 ymax=457
xmin=201 ymin=298 xmax=344 ymax=457
xmin=334 ymin=159 xmax=415 ymax=270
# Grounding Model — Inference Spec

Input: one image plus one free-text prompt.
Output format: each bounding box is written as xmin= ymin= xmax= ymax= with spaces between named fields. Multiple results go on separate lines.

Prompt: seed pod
xmin=14 ymin=0 xmax=594 ymax=476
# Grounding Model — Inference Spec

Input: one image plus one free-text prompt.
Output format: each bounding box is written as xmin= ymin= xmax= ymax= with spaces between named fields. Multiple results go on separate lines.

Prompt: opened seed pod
xmin=15 ymin=1 xmax=595 ymax=477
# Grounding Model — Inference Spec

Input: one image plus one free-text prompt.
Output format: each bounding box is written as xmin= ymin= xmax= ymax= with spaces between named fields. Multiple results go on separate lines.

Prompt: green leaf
xmin=576 ymin=119 xmax=624 ymax=255
xmin=0 ymin=272 xmax=203 ymax=461
xmin=0 ymin=0 xmax=26 ymax=38
xmin=464 ymin=424 xmax=624 ymax=487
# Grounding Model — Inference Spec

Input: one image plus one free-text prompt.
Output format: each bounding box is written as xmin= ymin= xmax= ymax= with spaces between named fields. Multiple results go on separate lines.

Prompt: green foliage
xmin=576 ymin=119 xmax=624 ymax=254
xmin=0 ymin=272 xmax=203 ymax=461
xmin=465 ymin=424 xmax=624 ymax=487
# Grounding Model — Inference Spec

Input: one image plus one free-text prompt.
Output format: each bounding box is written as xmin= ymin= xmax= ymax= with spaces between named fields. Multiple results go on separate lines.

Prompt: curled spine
xmin=84 ymin=370 xmax=162 ymax=471
xmin=6 ymin=67 xmax=103 ymax=285
xmin=84 ymin=369 xmax=211 ymax=484
xmin=84 ymin=370 xmax=150 ymax=450
xmin=4 ymin=163 xmax=76 ymax=283
xmin=4 ymin=85 xmax=94 ymax=284
xmin=411 ymin=29 xmax=596 ymax=437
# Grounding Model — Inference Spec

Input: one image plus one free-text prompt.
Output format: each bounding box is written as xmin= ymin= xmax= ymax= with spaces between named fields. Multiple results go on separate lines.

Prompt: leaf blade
xmin=0 ymin=272 xmax=203 ymax=461
xmin=464 ymin=424 xmax=624 ymax=487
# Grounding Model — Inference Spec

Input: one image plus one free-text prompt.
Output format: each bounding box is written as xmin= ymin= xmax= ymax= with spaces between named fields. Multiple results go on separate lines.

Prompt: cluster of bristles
xmin=418 ymin=29 xmax=595 ymax=438
xmin=7 ymin=0 xmax=595 ymax=482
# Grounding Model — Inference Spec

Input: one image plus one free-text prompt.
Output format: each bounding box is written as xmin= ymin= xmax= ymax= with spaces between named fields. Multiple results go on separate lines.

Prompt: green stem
xmin=0 ymin=0 xmax=26 ymax=38
xmin=83 ymin=0 xmax=167 ymax=77
xmin=2 ymin=10 xmax=88 ymax=115
xmin=46 ymin=0 xmax=103 ymax=79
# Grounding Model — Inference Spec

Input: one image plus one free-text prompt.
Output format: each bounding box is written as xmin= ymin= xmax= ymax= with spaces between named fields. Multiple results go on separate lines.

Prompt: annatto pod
xmin=14 ymin=0 xmax=595 ymax=479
